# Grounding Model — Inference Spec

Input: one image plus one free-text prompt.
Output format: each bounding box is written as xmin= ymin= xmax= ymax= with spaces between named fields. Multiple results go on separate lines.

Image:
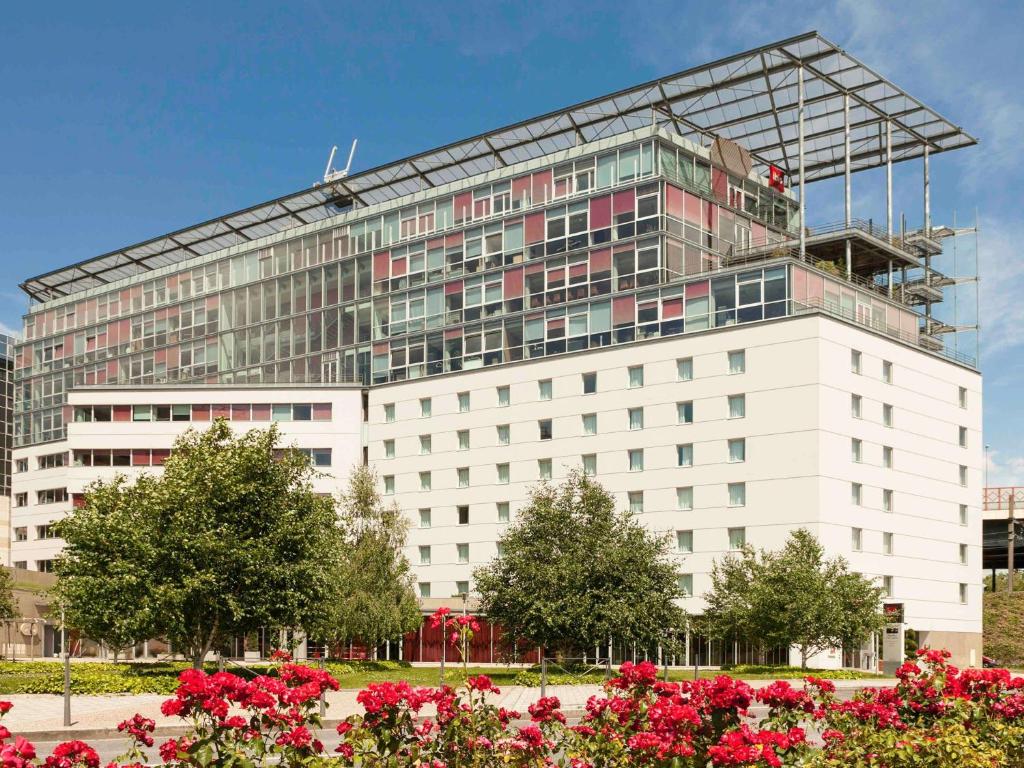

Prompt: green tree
xmin=0 ymin=569 xmax=18 ymax=621
xmin=704 ymin=528 xmax=885 ymax=668
xmin=55 ymin=420 xmax=341 ymax=667
xmin=474 ymin=469 xmax=686 ymax=659
xmin=323 ymin=465 xmax=421 ymax=653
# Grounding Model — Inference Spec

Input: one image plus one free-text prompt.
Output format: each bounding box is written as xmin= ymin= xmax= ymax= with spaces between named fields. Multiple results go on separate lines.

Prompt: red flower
xmin=269 ymin=649 xmax=293 ymax=662
xmin=0 ymin=703 xmax=13 ymax=716
xmin=466 ymin=675 xmax=500 ymax=694
xmin=528 ymin=696 xmax=566 ymax=724
xmin=43 ymin=740 xmax=100 ymax=768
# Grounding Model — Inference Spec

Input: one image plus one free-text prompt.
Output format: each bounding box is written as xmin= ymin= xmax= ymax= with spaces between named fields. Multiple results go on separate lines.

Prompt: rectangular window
xmin=677 ymin=486 xmax=694 ymax=510
xmin=420 ymin=471 xmax=432 ymax=491
xmin=959 ymin=386 xmax=968 ymax=408
xmin=959 ymin=426 xmax=968 ymax=448
xmin=420 ymin=435 xmax=432 ymax=455
xmin=628 ymin=449 xmax=644 ymax=472
xmin=852 ymin=438 xmax=862 ymax=463
xmin=677 ymin=357 xmax=693 ymax=381
xmin=458 ymin=468 xmax=469 ymax=488
xmin=37 ymin=453 xmax=67 ymax=470
xmin=851 ymin=349 xmax=862 ymax=374
xmin=36 ymin=560 xmax=54 ymax=574
xmin=728 ymin=394 xmax=745 ymax=419
xmin=497 ymin=424 xmax=510 ymax=445
xmin=728 ymin=482 xmax=746 ymax=507
xmin=851 ymin=395 xmax=862 ymax=418
xmin=582 ymin=413 xmax=597 ymax=435
xmin=132 ymin=404 xmax=152 ymax=422
xmin=628 ymin=365 xmax=644 ymax=388
xmin=883 ymin=576 xmax=894 ymax=597
xmin=677 ymin=443 xmax=693 ymax=467
xmin=959 ymin=583 xmax=968 ymax=604
xmin=173 ymin=403 xmax=191 ymax=421
xmin=538 ymin=458 xmax=552 ymax=480
xmin=419 ymin=583 xmax=431 ymax=599
xmin=677 ymin=530 xmax=693 ymax=553
xmin=310 ymin=449 xmax=332 ymax=468
xmin=384 ymin=475 xmax=395 ymax=495
xmin=497 ymin=502 xmax=510 ymax=523
xmin=728 ymin=438 xmax=746 ymax=463
xmin=457 ymin=543 xmax=469 ymax=563
xmin=959 ymin=465 xmax=968 ymax=487
xmin=456 ymin=580 xmax=469 ymax=596
xmin=539 ymin=419 xmax=553 ymax=440
xmin=458 ymin=391 xmax=470 ymax=412
xmin=419 ymin=508 xmax=431 ymax=528
xmin=582 ymin=372 xmax=597 ymax=394
xmin=497 ymin=463 xmax=510 ymax=484
xmin=36 ymin=488 xmax=68 ymax=504
xmin=851 ymin=482 xmax=862 ymax=505
xmin=677 ymin=401 xmax=693 ymax=424
xmin=582 ymin=454 xmax=596 ymax=475
xmin=420 ymin=398 xmax=432 ymax=418
xmin=458 ymin=505 xmax=469 ymax=525
xmin=384 ymin=440 xmax=395 ymax=459
xmin=14 ymin=458 xmax=27 ymax=473
xmin=538 ymin=379 xmax=553 ymax=400
xmin=13 ymin=527 xmax=27 ymax=542
xmin=450 ymin=430 xmax=466 ymax=451
xmin=628 ymin=408 xmax=644 ymax=430
xmin=883 ymin=403 xmax=893 ymax=427
xmin=628 ymin=490 xmax=644 ymax=513
xmin=883 ymin=532 xmax=894 ymax=555
xmin=882 ymin=360 xmax=893 ymax=383
xmin=497 ymin=386 xmax=510 ymax=407
xmin=852 ymin=527 xmax=863 ymax=551
xmin=883 ymin=489 xmax=894 ymax=512
xmin=728 ymin=527 xmax=746 ymax=550
xmin=419 ymin=546 xmax=431 ymax=565
xmin=960 ymin=504 xmax=968 ymax=525
xmin=14 ymin=493 xmax=26 ymax=508
xmin=960 ymin=543 xmax=968 ymax=565
xmin=728 ymin=350 xmax=745 ymax=374
xmin=883 ymin=446 xmax=893 ymax=468
xmin=677 ymin=574 xmax=693 ymax=597
xmin=384 ymin=403 xmax=395 ymax=423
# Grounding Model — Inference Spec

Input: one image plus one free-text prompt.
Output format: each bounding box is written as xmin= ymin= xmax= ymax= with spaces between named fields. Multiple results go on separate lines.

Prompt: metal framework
xmin=21 ymin=30 xmax=976 ymax=302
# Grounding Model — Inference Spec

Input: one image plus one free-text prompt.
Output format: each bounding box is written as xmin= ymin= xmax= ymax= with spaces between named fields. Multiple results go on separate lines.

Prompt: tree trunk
xmin=800 ymin=647 xmax=808 ymax=670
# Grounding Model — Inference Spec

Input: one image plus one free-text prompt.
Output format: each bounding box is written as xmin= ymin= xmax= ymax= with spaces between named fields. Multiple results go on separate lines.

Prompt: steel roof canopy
xmin=21 ymin=30 xmax=976 ymax=303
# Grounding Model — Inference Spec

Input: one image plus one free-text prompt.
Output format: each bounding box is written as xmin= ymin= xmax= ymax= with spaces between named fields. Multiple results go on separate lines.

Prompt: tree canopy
xmin=703 ymin=528 xmax=886 ymax=667
xmin=473 ymin=470 xmax=686 ymax=657
xmin=54 ymin=420 xmax=341 ymax=666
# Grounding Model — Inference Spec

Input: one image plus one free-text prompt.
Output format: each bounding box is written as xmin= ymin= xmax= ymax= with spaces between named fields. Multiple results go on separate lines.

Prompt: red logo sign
xmin=769 ymin=165 xmax=785 ymax=192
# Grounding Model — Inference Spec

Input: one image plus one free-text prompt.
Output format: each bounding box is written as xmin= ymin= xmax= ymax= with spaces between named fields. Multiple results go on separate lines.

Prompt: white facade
xmin=369 ymin=313 xmax=983 ymax=658
xmin=10 ymin=385 xmax=363 ymax=570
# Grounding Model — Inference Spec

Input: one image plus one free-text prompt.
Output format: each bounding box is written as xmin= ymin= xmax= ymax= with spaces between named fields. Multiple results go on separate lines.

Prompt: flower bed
xmin=0 ymin=648 xmax=1022 ymax=766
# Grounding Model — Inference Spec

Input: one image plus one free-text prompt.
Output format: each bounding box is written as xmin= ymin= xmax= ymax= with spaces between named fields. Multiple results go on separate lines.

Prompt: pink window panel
xmin=704 ymin=201 xmax=718 ymax=234
xmin=546 ymin=267 xmax=565 ymax=285
xmin=152 ymin=449 xmax=171 ymax=466
xmin=132 ymin=450 xmax=151 ymax=467
xmin=62 ymin=405 xmax=73 ymax=424
xmin=192 ymin=404 xmax=211 ymax=421
xmin=590 ymin=248 xmax=612 ymax=272
xmin=63 ymin=334 xmax=75 ymax=354
xmin=613 ymin=188 xmax=636 ymax=214
xmin=427 ymin=237 xmax=444 ymax=250
xmin=511 ymin=175 xmax=532 ymax=204
xmin=547 ymin=317 xmax=565 ymax=333
xmin=85 ymin=336 xmax=97 ymax=352
xmin=662 ymin=297 xmax=684 ymax=318
xmin=612 ymin=295 xmax=635 ymax=325
xmin=531 ymin=169 xmax=553 ymax=204
xmin=312 ymin=403 xmax=332 ymax=421
xmin=166 ymin=274 xmax=178 ymax=289
xmin=445 ymin=231 xmax=464 ymax=247
xmin=206 ymin=295 xmax=219 ymax=309
xmin=251 ymin=404 xmax=271 ymax=421
xmin=589 ymin=195 xmax=612 ymax=229
xmin=72 ymin=494 xmax=86 ymax=509
xmin=454 ymin=192 xmax=472 ymax=221
xmin=444 ymin=327 xmax=463 ymax=340
xmin=524 ymin=212 xmax=545 ymax=244
xmin=373 ymin=342 xmax=388 ymax=355
xmin=684 ymin=192 xmax=702 ymax=224
xmin=686 ymin=280 xmax=710 ymax=298
xmin=120 ymin=289 xmax=131 ymax=305
xmin=155 ymin=348 xmax=167 ymax=365
xmin=372 ymin=251 xmax=390 ymax=281
xmin=445 ymin=280 xmax=463 ymax=295
xmin=666 ymin=185 xmax=685 ymax=219
xmin=391 ymin=256 xmax=407 ymax=277
xmin=711 ymin=168 xmax=728 ymax=202
xmin=106 ymin=360 xmax=119 ymax=380
xmin=117 ymin=318 xmax=131 ymax=340
xmin=212 ymin=404 xmax=230 ymax=420
xmin=473 ymin=198 xmax=490 ymax=218
xmin=569 ymin=263 xmax=588 ymax=280
xmin=525 ymin=261 xmax=545 ymax=276
xmin=503 ymin=267 xmax=524 ymax=299
xmin=232 ymin=404 xmax=251 ymax=421
xmin=792 ymin=267 xmax=808 ymax=304
xmin=752 ymin=222 xmax=767 ymax=247
xmin=113 ymin=405 xmax=131 ymax=422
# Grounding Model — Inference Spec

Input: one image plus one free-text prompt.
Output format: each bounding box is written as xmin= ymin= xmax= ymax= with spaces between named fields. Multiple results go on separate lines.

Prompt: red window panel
xmin=445 ymin=231 xmax=464 ymax=247
xmin=473 ymin=198 xmax=490 ymax=219
xmin=711 ymin=168 xmax=728 ymax=202
xmin=192 ymin=404 xmax=211 ymax=421
xmin=166 ymin=274 xmax=178 ymax=289
xmin=151 ymin=449 xmax=171 ymax=466
xmin=511 ymin=174 xmax=531 ymax=205
xmin=445 ymin=280 xmax=463 ymax=295
xmin=547 ymin=317 xmax=565 ymax=334
xmin=613 ymin=188 xmax=636 ymax=214
xmin=612 ymin=295 xmax=635 ymax=325
xmin=589 ymin=195 xmax=612 ymax=229
xmin=312 ymin=403 xmax=332 ymax=421
xmin=524 ymin=212 xmax=545 ymax=244
xmin=113 ymin=405 xmax=131 ymax=422
xmin=391 ymin=256 xmax=407 ymax=277
xmin=251 ymin=404 xmax=271 ymax=421
xmin=569 ymin=263 xmax=588 ymax=280
xmin=72 ymin=494 xmax=86 ymax=509
xmin=372 ymin=251 xmax=390 ymax=281
xmin=444 ymin=327 xmax=463 ymax=340
xmin=85 ymin=336 xmax=97 ymax=352
xmin=132 ymin=449 xmax=151 ymax=467
xmin=165 ymin=345 xmax=179 ymax=370
xmin=155 ymin=348 xmax=167 ymax=365
xmin=63 ymin=334 xmax=75 ymax=355
xmin=62 ymin=405 xmax=72 ymax=425
xmin=666 ymin=185 xmax=685 ymax=219
xmin=704 ymin=201 xmax=718 ymax=234
xmin=211 ymin=403 xmax=230 ymax=420
xmin=590 ymin=248 xmax=612 ymax=272
xmin=662 ymin=297 xmax=684 ymax=319
xmin=373 ymin=342 xmax=389 ymax=355
xmin=106 ymin=360 xmax=119 ymax=380
xmin=454 ymin=192 xmax=473 ymax=221
xmin=531 ymin=169 xmax=553 ymax=205
xmin=502 ymin=267 xmax=524 ymax=299
xmin=684 ymin=192 xmax=702 ymax=224
xmin=232 ymin=404 xmax=251 ymax=421
xmin=752 ymin=222 xmax=767 ymax=246
xmin=427 ymin=237 xmax=444 ymax=250
xmin=686 ymin=280 xmax=710 ymax=298
xmin=206 ymin=295 xmax=219 ymax=309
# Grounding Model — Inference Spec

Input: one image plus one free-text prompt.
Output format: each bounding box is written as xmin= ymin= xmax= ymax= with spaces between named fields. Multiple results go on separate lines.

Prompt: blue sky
xmin=2 ymin=0 xmax=1022 ymax=482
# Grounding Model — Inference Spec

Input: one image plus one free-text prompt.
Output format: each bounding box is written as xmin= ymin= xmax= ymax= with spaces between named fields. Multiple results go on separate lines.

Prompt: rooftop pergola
xmin=21 ymin=30 xmax=976 ymax=302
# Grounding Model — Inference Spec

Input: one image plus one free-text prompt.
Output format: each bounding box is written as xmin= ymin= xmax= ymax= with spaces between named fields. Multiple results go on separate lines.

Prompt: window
xmin=677 ymin=401 xmax=693 ymax=424
xmin=497 ymin=463 xmax=510 ymax=484
xmin=960 ymin=504 xmax=968 ymax=525
xmin=420 ymin=398 xmax=432 ymax=418
xmin=959 ymin=465 xmax=968 ymax=487
xmin=36 ymin=560 xmax=54 ymax=574
xmin=883 ymin=532 xmax=894 ymax=555
xmin=959 ymin=386 xmax=968 ymax=409
xmin=582 ymin=372 xmax=597 ymax=394
xmin=420 ymin=435 xmax=432 ymax=455
xmin=419 ymin=508 xmax=431 ymax=528
xmin=959 ymin=426 xmax=968 ymax=448
xmin=882 ymin=360 xmax=893 ymax=383
xmin=14 ymin=458 xmax=27 ymax=473
xmin=384 ymin=439 xmax=395 ymax=459
xmin=728 ymin=438 xmax=746 ymax=463
xmin=538 ymin=379 xmax=553 ymax=400
xmin=677 ymin=444 xmax=693 ymax=467
xmin=497 ymin=425 xmax=510 ymax=445
xmin=883 ymin=403 xmax=893 ymax=427
xmin=419 ymin=546 xmax=431 ymax=565
xmin=628 ymin=408 xmax=644 ymax=430
xmin=458 ymin=468 xmax=469 ymax=488
xmin=959 ymin=583 xmax=968 ymax=604
xmin=628 ymin=365 xmax=644 ymax=388
xmin=539 ymin=419 xmax=553 ymax=440
xmin=384 ymin=403 xmax=395 ymax=423
xmin=458 ymin=505 xmax=469 ymax=525
xmin=883 ymin=446 xmax=893 ymax=468
xmin=582 ymin=454 xmax=597 ymax=475
xmin=582 ymin=413 xmax=597 ymax=435
xmin=677 ymin=357 xmax=693 ymax=381
xmin=13 ymin=527 xmax=26 ymax=542
xmin=133 ymin=404 xmax=153 ymax=422
xmin=456 ymin=581 xmax=469 ymax=596
xmin=883 ymin=489 xmax=894 ymax=512
xmin=307 ymin=449 xmax=332 ymax=467
xmin=960 ymin=543 xmax=968 ymax=565
xmin=419 ymin=583 xmax=431 ymax=599
xmin=851 ymin=483 xmax=863 ymax=505
xmin=497 ymin=386 xmax=510 ymax=407
xmin=37 ymin=453 xmax=67 ymax=470
xmin=628 ymin=491 xmax=644 ymax=513
xmin=538 ymin=459 xmax=552 ymax=480
xmin=11 ymin=563 xmax=25 ymax=570
xmin=728 ymin=350 xmax=745 ymax=374
xmin=458 ymin=392 xmax=470 ymax=413
xmin=677 ymin=574 xmax=693 ymax=597
xmin=457 ymin=430 xmax=470 ymax=450
xmin=851 ymin=349 xmax=862 ymax=374
xmin=497 ymin=502 xmax=510 ymax=523
xmin=728 ymin=527 xmax=746 ymax=550
xmin=851 ymin=527 xmax=863 ymax=551
xmin=677 ymin=530 xmax=693 ymax=553
xmin=851 ymin=438 xmax=862 ymax=463
xmin=458 ymin=543 xmax=469 ymax=563
xmin=677 ymin=486 xmax=694 ymax=510
xmin=173 ymin=403 xmax=191 ymax=421
xmin=883 ymin=576 xmax=894 ymax=597
xmin=14 ymin=493 xmax=26 ymax=508
xmin=420 ymin=471 xmax=432 ymax=491
xmin=728 ymin=482 xmax=746 ymax=507
xmin=851 ymin=395 xmax=862 ymax=418
xmin=37 ymin=488 xmax=67 ymax=505
xmin=728 ymin=394 xmax=745 ymax=419
xmin=628 ymin=449 xmax=644 ymax=472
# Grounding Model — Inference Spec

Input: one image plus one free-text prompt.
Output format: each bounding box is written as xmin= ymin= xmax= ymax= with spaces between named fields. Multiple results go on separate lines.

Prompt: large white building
xmin=9 ymin=33 xmax=984 ymax=666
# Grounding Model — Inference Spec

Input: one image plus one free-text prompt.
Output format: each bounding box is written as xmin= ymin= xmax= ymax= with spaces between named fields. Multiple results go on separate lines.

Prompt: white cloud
xmin=986 ymin=447 xmax=1024 ymax=488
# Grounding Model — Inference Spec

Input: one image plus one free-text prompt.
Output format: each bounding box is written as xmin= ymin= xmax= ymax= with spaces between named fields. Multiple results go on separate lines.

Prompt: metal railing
xmin=984 ymin=487 xmax=1024 ymax=512
xmin=804 ymin=218 xmax=921 ymax=258
xmin=724 ymin=244 xmax=893 ymax=300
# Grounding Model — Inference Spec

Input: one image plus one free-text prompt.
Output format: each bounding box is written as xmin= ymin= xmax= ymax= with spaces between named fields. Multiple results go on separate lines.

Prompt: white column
xmin=923 ymin=144 xmax=931 ymax=235
xmin=844 ymin=92 xmax=852 ymax=279
xmin=798 ymin=65 xmax=806 ymax=259
xmin=886 ymin=121 xmax=893 ymax=238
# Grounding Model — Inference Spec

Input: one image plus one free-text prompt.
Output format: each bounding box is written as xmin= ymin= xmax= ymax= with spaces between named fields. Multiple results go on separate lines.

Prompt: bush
xmin=984 ymin=591 xmax=1024 ymax=666
xmin=723 ymin=664 xmax=877 ymax=680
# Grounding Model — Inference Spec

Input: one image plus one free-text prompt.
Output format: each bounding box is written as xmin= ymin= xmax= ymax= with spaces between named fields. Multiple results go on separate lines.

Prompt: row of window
xmin=14 ymin=452 xmax=67 ymax=473
xmin=676 ymin=527 xmax=746 ymax=553
xmin=675 ymin=573 xmax=967 ymax=603
xmin=12 ymin=560 xmax=55 ymax=573
xmin=14 ymin=488 xmax=68 ymax=507
xmin=13 ymin=525 xmax=57 ymax=542
xmin=851 ymin=348 xmax=970 ymax=410
xmin=72 ymin=402 xmax=334 ymax=423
